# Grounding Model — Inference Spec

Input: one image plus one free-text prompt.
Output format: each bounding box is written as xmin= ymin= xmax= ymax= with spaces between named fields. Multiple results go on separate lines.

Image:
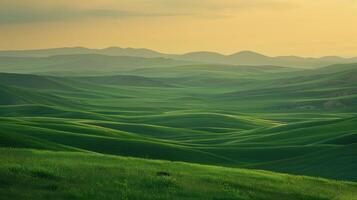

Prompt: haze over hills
xmin=0 ymin=54 xmax=191 ymax=76
xmin=0 ymin=47 xmax=166 ymax=58
xmin=1 ymin=47 xmax=357 ymax=68
xmin=1 ymin=48 xmax=357 ymax=199
xmin=2 ymin=0 xmax=357 ymax=198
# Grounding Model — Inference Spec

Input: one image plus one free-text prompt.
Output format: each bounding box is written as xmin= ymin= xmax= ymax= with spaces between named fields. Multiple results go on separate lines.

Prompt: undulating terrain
xmin=1 ymin=49 xmax=357 ymax=199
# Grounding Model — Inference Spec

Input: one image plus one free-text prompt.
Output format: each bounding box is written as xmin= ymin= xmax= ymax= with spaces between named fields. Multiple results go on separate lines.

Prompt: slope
xmin=1 ymin=148 xmax=356 ymax=200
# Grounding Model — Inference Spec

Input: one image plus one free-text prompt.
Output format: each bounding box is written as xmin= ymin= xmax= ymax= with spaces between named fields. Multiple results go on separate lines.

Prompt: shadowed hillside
xmin=0 ymin=54 xmax=357 ymax=199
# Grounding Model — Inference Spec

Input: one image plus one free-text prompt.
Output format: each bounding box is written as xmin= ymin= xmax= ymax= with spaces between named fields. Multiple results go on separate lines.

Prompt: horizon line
xmin=0 ymin=46 xmax=356 ymax=59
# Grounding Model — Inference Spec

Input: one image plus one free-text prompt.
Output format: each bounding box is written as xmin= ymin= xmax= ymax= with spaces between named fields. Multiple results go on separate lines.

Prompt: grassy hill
xmin=0 ymin=58 xmax=357 ymax=198
xmin=217 ymin=63 xmax=357 ymax=111
xmin=1 ymin=148 xmax=356 ymax=200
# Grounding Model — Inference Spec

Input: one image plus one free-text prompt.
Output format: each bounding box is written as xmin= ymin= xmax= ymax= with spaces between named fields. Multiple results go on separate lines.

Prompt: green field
xmin=2 ymin=148 xmax=357 ymax=200
xmin=0 ymin=54 xmax=357 ymax=199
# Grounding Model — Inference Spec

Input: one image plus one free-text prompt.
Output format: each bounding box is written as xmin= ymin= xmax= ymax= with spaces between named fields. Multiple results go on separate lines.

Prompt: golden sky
xmin=1 ymin=0 xmax=357 ymax=57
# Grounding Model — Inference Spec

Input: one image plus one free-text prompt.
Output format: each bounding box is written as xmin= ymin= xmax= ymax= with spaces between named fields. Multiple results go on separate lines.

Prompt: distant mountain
xmin=1 ymin=47 xmax=357 ymax=68
xmin=0 ymin=47 xmax=93 ymax=57
xmin=178 ymin=51 xmax=227 ymax=62
xmin=176 ymin=51 xmax=271 ymax=65
xmin=0 ymin=54 xmax=190 ymax=76
xmin=0 ymin=47 xmax=167 ymax=58
xmin=175 ymin=51 xmax=357 ymax=68
xmin=99 ymin=47 xmax=167 ymax=58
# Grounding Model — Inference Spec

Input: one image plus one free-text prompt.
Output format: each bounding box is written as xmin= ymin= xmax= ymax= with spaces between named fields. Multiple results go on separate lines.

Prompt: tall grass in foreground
xmin=1 ymin=148 xmax=356 ymax=200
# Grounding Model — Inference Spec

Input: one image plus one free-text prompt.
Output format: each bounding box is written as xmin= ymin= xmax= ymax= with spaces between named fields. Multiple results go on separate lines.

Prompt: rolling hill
xmin=1 ymin=54 xmax=357 ymax=198
xmin=2 ymin=148 xmax=357 ymax=200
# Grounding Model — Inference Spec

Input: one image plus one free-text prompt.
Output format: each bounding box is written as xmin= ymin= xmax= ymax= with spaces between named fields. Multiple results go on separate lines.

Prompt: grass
xmin=1 ymin=148 xmax=357 ymax=200
xmin=0 ymin=59 xmax=357 ymax=198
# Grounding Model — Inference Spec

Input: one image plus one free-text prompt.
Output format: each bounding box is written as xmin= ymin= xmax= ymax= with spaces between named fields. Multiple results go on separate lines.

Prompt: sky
xmin=0 ymin=0 xmax=357 ymax=57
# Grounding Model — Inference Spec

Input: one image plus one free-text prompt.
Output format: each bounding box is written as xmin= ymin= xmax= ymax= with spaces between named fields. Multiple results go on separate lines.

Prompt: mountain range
xmin=1 ymin=47 xmax=357 ymax=68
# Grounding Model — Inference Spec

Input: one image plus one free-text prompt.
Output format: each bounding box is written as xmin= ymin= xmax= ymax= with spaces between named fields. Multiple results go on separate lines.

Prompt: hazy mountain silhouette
xmin=0 ymin=47 xmax=166 ymax=58
xmin=1 ymin=47 xmax=357 ymax=68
